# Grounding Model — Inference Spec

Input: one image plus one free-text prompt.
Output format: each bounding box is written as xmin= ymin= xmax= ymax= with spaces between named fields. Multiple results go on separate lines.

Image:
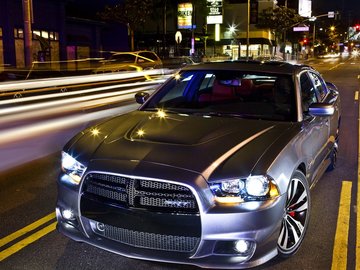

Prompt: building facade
xmin=138 ymin=0 xmax=278 ymax=60
xmin=0 ymin=0 xmax=128 ymax=70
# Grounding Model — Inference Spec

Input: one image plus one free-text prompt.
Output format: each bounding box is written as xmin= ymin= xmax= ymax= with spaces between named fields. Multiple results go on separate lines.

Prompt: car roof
xmin=181 ymin=60 xmax=313 ymax=75
xmin=112 ymin=51 xmax=157 ymax=55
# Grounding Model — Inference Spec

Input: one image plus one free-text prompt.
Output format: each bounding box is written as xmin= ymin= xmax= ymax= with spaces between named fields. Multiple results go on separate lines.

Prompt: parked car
xmin=93 ymin=51 xmax=162 ymax=73
xmin=162 ymin=56 xmax=196 ymax=69
xmin=57 ymin=61 xmax=341 ymax=269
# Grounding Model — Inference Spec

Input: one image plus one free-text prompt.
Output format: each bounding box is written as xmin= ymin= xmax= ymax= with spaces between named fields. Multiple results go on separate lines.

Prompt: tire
xmin=277 ymin=170 xmax=310 ymax=257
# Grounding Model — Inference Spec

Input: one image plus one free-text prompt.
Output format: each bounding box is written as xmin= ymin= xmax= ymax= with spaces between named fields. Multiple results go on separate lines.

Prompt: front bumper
xmin=56 ymin=170 xmax=286 ymax=269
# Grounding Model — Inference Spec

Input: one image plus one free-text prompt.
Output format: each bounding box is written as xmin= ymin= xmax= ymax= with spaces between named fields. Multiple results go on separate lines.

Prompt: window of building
xmin=14 ymin=28 xmax=24 ymax=39
xmin=33 ymin=30 xmax=41 ymax=39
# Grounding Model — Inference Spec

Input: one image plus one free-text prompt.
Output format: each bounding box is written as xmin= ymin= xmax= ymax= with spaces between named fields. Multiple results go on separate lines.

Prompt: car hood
xmin=68 ymin=111 xmax=294 ymax=181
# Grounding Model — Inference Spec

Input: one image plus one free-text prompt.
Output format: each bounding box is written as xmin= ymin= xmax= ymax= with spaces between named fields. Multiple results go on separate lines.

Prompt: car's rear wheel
xmin=278 ymin=170 xmax=310 ymax=257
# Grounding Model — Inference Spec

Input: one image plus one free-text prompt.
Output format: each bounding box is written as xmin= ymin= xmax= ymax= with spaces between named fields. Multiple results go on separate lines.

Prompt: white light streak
xmin=0 ymin=70 xmax=174 ymax=170
xmin=0 ymin=79 xmax=166 ymax=107
xmin=0 ymin=104 xmax=138 ymax=145
xmin=0 ymin=69 xmax=173 ymax=92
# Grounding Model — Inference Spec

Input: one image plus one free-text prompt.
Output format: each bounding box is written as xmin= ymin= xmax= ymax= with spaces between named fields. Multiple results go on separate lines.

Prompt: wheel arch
xmin=296 ymin=163 xmax=307 ymax=179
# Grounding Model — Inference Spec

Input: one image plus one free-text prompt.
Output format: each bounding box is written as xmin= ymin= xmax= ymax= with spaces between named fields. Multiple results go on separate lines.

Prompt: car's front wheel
xmin=277 ymin=170 xmax=310 ymax=257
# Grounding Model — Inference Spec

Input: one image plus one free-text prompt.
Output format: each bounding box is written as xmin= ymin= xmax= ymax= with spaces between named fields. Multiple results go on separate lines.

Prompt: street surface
xmin=0 ymin=57 xmax=359 ymax=269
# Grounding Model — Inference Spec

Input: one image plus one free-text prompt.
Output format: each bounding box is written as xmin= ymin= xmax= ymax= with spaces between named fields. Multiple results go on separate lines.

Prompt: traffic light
xmin=355 ymin=24 xmax=360 ymax=32
xmin=303 ymin=38 xmax=308 ymax=44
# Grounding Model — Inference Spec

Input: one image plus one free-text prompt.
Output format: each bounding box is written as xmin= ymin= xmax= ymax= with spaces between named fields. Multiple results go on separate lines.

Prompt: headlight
xmin=61 ymin=151 xmax=87 ymax=185
xmin=246 ymin=176 xmax=269 ymax=197
xmin=209 ymin=175 xmax=279 ymax=204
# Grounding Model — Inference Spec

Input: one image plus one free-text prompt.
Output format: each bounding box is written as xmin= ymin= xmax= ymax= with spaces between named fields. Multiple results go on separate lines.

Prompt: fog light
xmin=62 ymin=209 xmax=75 ymax=220
xmin=235 ymin=240 xmax=250 ymax=253
xmin=96 ymin=222 xmax=105 ymax=232
xmin=214 ymin=240 xmax=255 ymax=258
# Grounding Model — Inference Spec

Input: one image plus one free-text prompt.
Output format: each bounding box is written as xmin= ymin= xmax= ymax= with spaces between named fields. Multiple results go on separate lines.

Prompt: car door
xmin=299 ymin=71 xmax=330 ymax=181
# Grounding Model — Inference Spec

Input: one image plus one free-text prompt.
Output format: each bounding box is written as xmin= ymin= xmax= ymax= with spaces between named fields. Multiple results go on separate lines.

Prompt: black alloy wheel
xmin=278 ymin=170 xmax=310 ymax=257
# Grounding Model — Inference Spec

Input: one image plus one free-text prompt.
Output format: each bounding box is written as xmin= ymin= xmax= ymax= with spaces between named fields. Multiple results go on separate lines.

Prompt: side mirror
xmin=308 ymin=102 xmax=335 ymax=116
xmin=135 ymin=91 xmax=150 ymax=104
xmin=326 ymin=82 xmax=338 ymax=92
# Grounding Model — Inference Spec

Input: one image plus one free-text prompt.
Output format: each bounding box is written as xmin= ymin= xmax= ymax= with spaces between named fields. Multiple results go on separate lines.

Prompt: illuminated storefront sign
xmin=178 ymin=3 xmax=193 ymax=29
xmin=207 ymin=0 xmax=223 ymax=24
xmin=298 ymin=0 xmax=312 ymax=18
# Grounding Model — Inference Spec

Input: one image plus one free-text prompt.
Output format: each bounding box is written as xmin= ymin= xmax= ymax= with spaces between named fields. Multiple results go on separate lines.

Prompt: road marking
xmin=331 ymin=181 xmax=352 ymax=270
xmin=329 ymin=63 xmax=344 ymax=70
xmin=0 ymin=212 xmax=55 ymax=248
xmin=356 ymin=91 xmax=359 ymax=101
xmin=0 ymin=222 xmax=57 ymax=261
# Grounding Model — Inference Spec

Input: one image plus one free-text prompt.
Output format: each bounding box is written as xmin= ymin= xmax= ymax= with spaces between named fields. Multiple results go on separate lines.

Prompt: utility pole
xmin=191 ymin=4 xmax=195 ymax=55
xmin=163 ymin=0 xmax=167 ymax=57
xmin=246 ymin=0 xmax=250 ymax=60
xmin=283 ymin=0 xmax=287 ymax=59
xmin=22 ymin=0 xmax=33 ymax=68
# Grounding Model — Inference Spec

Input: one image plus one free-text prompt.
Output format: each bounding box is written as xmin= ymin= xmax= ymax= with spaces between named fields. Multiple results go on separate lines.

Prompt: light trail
xmin=0 ymin=68 xmax=173 ymax=92
xmin=0 ymin=76 xmax=168 ymax=107
xmin=0 ymin=103 xmax=138 ymax=145
xmin=0 ymin=82 xmax=159 ymax=117
xmin=0 ymin=71 xmax=173 ymax=170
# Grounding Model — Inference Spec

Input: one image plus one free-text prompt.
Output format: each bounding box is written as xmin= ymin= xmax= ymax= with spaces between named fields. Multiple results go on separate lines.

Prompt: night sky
xmin=278 ymin=0 xmax=360 ymax=18
xmin=67 ymin=0 xmax=360 ymax=23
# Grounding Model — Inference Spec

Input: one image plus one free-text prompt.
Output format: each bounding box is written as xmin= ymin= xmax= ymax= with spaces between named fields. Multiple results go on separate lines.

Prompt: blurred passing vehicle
xmin=317 ymin=52 xmax=341 ymax=59
xmin=57 ymin=61 xmax=341 ymax=269
xmin=93 ymin=51 xmax=162 ymax=73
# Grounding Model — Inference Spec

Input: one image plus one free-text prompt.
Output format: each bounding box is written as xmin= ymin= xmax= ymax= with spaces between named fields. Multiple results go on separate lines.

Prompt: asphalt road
xmin=0 ymin=57 xmax=359 ymax=270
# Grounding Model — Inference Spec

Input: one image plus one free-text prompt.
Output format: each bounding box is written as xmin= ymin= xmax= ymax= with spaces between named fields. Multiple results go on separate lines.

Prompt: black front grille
xmin=97 ymin=222 xmax=199 ymax=252
xmin=81 ymin=172 xmax=202 ymax=253
xmin=82 ymin=173 xmax=199 ymax=214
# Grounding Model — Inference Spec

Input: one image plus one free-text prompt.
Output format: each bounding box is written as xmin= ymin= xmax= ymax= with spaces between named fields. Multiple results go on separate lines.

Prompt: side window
xmin=138 ymin=52 xmax=158 ymax=62
xmin=199 ymin=73 xmax=215 ymax=91
xmin=300 ymin=72 xmax=317 ymax=112
xmin=112 ymin=54 xmax=135 ymax=63
xmin=309 ymin=72 xmax=328 ymax=100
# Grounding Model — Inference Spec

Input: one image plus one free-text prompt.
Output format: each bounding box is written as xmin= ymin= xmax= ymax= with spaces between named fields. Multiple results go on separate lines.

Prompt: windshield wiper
xmin=202 ymin=112 xmax=267 ymax=119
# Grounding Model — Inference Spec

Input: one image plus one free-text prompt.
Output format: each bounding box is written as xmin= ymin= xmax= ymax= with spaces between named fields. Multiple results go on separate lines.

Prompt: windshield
xmin=141 ymin=70 xmax=297 ymax=121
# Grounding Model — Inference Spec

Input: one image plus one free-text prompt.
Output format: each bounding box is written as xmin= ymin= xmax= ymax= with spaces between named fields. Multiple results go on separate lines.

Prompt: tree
xmin=257 ymin=6 xmax=303 ymax=53
xmin=98 ymin=0 xmax=154 ymax=51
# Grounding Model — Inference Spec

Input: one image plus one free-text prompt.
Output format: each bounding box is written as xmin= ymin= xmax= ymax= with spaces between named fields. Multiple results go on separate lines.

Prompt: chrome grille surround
xmin=82 ymin=172 xmax=199 ymax=213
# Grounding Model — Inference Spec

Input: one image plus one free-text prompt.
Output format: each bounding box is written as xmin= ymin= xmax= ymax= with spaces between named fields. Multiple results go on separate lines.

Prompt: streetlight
xmin=228 ymin=23 xmax=241 ymax=60
xmin=229 ymin=25 xmax=236 ymax=33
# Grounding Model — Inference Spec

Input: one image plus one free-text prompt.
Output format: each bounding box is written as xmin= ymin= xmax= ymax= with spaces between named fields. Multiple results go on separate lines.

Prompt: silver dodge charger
xmin=56 ymin=61 xmax=341 ymax=268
